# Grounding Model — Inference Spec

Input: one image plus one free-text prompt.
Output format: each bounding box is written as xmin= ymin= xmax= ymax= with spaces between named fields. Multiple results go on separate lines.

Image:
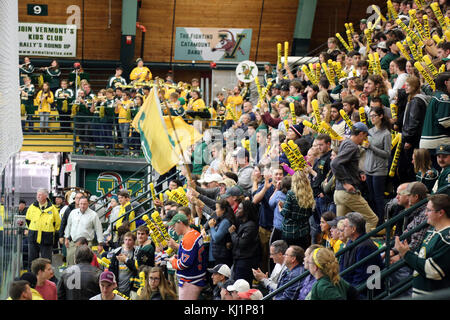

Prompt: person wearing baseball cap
xmin=331 ymin=121 xmax=379 ymax=233
xmin=226 ymin=279 xmax=250 ymax=300
xmin=436 ymin=144 xmax=450 ymax=190
xmin=129 ymin=57 xmax=152 ymax=82
xmin=90 ymin=271 xmax=126 ymax=300
xmin=238 ymin=288 xmax=263 ymax=300
xmin=208 ymin=264 xmax=232 ymax=300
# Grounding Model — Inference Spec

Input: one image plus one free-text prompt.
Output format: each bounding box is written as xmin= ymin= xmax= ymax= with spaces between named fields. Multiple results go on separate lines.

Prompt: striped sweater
xmin=171 ymin=229 xmax=207 ymax=287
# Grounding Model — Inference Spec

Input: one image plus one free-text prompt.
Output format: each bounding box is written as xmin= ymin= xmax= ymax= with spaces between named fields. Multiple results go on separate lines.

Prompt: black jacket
xmin=401 ymin=94 xmax=430 ymax=147
xmin=311 ymin=150 xmax=332 ymax=197
xmin=108 ymin=247 xmax=139 ymax=294
xmin=230 ymin=219 xmax=261 ymax=260
xmin=59 ymin=202 xmax=76 ymax=239
xmin=57 ymin=262 xmax=101 ymax=300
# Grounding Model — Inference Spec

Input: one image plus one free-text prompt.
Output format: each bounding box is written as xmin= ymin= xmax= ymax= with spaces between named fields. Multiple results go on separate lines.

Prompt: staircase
xmin=21 ymin=133 xmax=73 ymax=152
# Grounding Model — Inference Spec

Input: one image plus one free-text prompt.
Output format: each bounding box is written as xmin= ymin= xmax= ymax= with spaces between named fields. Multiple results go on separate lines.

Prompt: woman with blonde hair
xmin=307 ymin=246 xmax=356 ymax=300
xmin=280 ymin=169 xmax=314 ymax=249
xmin=412 ymin=148 xmax=439 ymax=193
xmin=137 ymin=266 xmax=177 ymax=300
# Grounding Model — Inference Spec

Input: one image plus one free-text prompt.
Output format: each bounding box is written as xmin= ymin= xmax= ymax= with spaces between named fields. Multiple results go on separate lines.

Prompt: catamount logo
xmin=96 ymin=172 xmax=145 ymax=198
xmin=212 ymin=30 xmax=246 ymax=59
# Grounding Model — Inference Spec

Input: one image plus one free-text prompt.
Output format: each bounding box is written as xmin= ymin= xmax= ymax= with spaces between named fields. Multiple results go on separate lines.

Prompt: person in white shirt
xmin=252 ymin=240 xmax=288 ymax=294
xmin=387 ymin=57 xmax=408 ymax=102
xmin=64 ymin=196 xmax=104 ymax=266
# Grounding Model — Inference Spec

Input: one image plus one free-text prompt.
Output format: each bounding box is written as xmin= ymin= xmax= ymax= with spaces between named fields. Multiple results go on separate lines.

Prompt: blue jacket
xmin=269 ymin=190 xmax=286 ymax=231
xmin=209 ymin=217 xmax=232 ymax=262
xmin=297 ymin=273 xmax=316 ymax=300
xmin=253 ymin=182 xmax=275 ymax=229
xmin=339 ymin=233 xmax=383 ymax=287
xmin=274 ymin=263 xmax=305 ymax=300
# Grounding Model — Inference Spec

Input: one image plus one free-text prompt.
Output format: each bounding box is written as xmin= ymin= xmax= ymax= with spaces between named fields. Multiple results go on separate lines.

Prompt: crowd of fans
xmin=9 ymin=0 xmax=450 ymax=301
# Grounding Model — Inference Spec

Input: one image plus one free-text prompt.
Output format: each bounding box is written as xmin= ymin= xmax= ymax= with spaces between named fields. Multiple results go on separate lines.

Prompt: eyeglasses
xmin=369 ymin=114 xmax=379 ymax=118
xmin=149 ymin=277 xmax=160 ymax=281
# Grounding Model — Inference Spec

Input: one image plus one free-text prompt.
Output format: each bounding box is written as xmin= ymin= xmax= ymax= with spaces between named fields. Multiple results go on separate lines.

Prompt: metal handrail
xmin=262 ymin=184 xmax=449 ymax=300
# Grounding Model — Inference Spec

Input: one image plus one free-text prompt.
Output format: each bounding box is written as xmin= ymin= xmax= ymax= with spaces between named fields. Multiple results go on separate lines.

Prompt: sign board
xmin=27 ymin=4 xmax=48 ymax=16
xmin=236 ymin=60 xmax=258 ymax=83
xmin=18 ymin=22 xmax=77 ymax=57
xmin=174 ymin=27 xmax=252 ymax=62
xmin=84 ymin=170 xmax=147 ymax=198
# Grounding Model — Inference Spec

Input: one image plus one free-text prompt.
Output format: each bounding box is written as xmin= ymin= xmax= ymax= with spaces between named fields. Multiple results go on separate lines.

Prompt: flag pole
xmin=156 ymin=84 xmax=193 ymax=182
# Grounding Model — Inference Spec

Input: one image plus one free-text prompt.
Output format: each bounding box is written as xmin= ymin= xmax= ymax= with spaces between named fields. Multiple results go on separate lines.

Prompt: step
xmin=21 ymin=134 xmax=74 ymax=152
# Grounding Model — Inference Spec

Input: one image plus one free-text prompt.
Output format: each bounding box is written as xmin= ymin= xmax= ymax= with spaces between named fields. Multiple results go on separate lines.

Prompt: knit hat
xmin=290 ymin=124 xmax=304 ymax=137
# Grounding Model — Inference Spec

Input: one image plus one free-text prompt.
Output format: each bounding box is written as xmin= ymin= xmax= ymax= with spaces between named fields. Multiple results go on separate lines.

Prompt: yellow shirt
xmin=164 ymin=87 xmax=176 ymax=100
xmin=225 ymin=95 xmax=243 ymax=120
xmin=188 ymin=98 xmax=206 ymax=111
xmin=115 ymin=100 xmax=133 ymax=123
xmin=34 ymin=90 xmax=54 ymax=113
xmin=130 ymin=66 xmax=152 ymax=82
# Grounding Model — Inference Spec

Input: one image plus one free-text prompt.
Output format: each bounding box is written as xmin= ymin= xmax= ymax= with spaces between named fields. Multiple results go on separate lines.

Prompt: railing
xmin=262 ymin=184 xmax=450 ymax=300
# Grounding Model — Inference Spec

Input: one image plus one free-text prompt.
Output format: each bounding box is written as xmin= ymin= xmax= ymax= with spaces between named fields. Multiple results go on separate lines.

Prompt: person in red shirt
xmin=31 ymin=258 xmax=57 ymax=300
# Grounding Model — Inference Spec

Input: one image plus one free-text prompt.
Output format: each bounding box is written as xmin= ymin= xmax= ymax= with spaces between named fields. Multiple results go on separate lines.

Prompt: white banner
xmin=18 ymin=22 xmax=77 ymax=57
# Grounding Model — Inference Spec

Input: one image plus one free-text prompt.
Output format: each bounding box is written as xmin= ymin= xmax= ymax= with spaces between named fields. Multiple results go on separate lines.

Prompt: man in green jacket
xmin=436 ymin=144 xmax=450 ymax=190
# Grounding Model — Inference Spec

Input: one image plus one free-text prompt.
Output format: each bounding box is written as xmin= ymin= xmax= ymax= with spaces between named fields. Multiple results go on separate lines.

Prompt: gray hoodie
xmin=364 ymin=126 xmax=391 ymax=176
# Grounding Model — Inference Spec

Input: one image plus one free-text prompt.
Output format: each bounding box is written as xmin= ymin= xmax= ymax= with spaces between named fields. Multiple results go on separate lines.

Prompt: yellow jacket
xmin=26 ymin=200 xmax=61 ymax=245
xmin=116 ymin=201 xmax=136 ymax=232
xmin=7 ymin=288 xmax=44 ymax=300
xmin=188 ymin=98 xmax=206 ymax=111
xmin=34 ymin=90 xmax=54 ymax=113
xmin=115 ymin=100 xmax=133 ymax=123
xmin=0 ymin=205 xmax=4 ymax=231
xmin=225 ymin=95 xmax=243 ymax=120
xmin=130 ymin=67 xmax=152 ymax=82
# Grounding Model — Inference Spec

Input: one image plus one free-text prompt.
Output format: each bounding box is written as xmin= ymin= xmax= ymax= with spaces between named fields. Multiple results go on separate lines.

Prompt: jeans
xmin=119 ymin=123 xmax=130 ymax=152
xmin=40 ymin=112 xmax=50 ymax=130
xmin=366 ymin=175 xmax=387 ymax=226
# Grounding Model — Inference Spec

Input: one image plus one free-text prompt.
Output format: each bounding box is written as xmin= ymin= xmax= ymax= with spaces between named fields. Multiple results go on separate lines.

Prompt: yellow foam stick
xmin=345 ymin=23 xmax=349 ymax=32
xmin=142 ymin=215 xmax=167 ymax=247
xmin=159 ymin=192 xmax=164 ymax=203
xmin=432 ymin=34 xmax=443 ymax=45
xmin=302 ymin=119 xmax=329 ymax=135
xmin=409 ymin=10 xmax=426 ymax=40
xmin=396 ymin=19 xmax=423 ymax=48
xmin=389 ymin=134 xmax=402 ymax=177
xmin=413 ymin=0 xmax=422 ymax=10
xmin=367 ymin=55 xmax=374 ymax=74
xmin=336 ymin=33 xmax=350 ymax=52
xmin=284 ymin=41 xmax=289 ymax=68
xmin=334 ymin=61 xmax=343 ymax=78
xmin=372 ymin=5 xmax=387 ymax=22
xmin=139 ymin=271 xmax=146 ymax=288
xmin=422 ymin=55 xmax=439 ymax=77
xmin=277 ymin=43 xmax=282 ymax=69
xmin=349 ymin=22 xmax=354 ymax=35
xmin=346 ymin=29 xmax=354 ymax=51
xmin=280 ymin=143 xmax=300 ymax=171
xmin=287 ymin=140 xmax=308 ymax=169
xmin=391 ymin=132 xmax=401 ymax=150
xmin=339 ymin=109 xmax=354 ymax=130
xmin=315 ymin=63 xmax=321 ymax=81
xmin=113 ymin=290 xmax=131 ymax=300
xmin=373 ymin=52 xmax=383 ymax=75
xmin=284 ymin=119 xmax=290 ymax=132
xmin=439 ymin=64 xmax=446 ymax=74
xmin=151 ymin=211 xmax=171 ymax=241
xmin=327 ymin=59 xmax=336 ymax=81
xmin=364 ymin=29 xmax=372 ymax=49
xmin=415 ymin=61 xmax=436 ymax=90
xmin=390 ymin=104 xmax=398 ymax=120
xmin=396 ymin=41 xmax=411 ymax=61
xmin=430 ymin=2 xmax=447 ymax=31
xmin=254 ymin=76 xmax=263 ymax=101
xmin=148 ymin=230 xmax=161 ymax=248
xmin=311 ymin=99 xmax=322 ymax=125
xmin=445 ymin=29 xmax=450 ymax=42
xmin=149 ymin=182 xmax=156 ymax=201
xmin=226 ymin=104 xmax=238 ymax=121
xmin=289 ymin=102 xmax=297 ymax=125
xmin=302 ymin=65 xmax=317 ymax=85
xmin=422 ymin=15 xmax=431 ymax=39
xmin=97 ymin=257 xmax=110 ymax=269
xmin=320 ymin=121 xmax=344 ymax=141
xmin=387 ymin=0 xmax=399 ymax=19
xmin=359 ymin=107 xmax=367 ymax=125
xmin=406 ymin=36 xmax=422 ymax=61
xmin=321 ymin=62 xmax=334 ymax=85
